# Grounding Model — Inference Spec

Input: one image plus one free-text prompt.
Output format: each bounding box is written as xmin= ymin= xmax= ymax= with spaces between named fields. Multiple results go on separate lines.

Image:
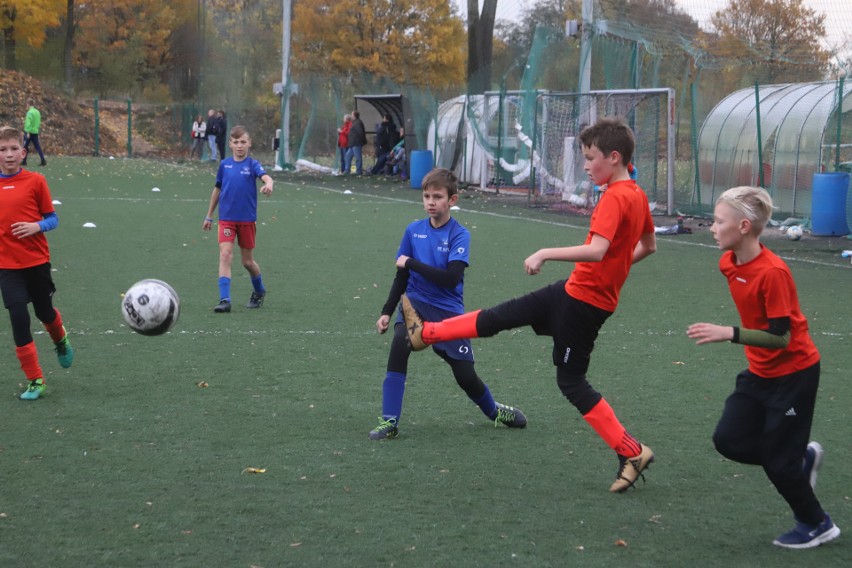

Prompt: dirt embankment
xmin=0 ymin=70 xmax=166 ymax=158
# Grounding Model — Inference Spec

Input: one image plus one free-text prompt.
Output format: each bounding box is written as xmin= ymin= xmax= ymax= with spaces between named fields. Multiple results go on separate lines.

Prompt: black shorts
xmin=0 ymin=263 xmax=55 ymax=308
xmin=480 ymin=280 xmax=612 ymax=375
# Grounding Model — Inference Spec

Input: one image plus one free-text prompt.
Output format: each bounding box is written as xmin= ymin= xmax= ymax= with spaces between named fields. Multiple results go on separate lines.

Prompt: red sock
xmin=423 ymin=310 xmax=481 ymax=344
xmin=15 ymin=342 xmax=44 ymax=381
xmin=583 ymin=398 xmax=642 ymax=457
xmin=44 ymin=308 xmax=66 ymax=343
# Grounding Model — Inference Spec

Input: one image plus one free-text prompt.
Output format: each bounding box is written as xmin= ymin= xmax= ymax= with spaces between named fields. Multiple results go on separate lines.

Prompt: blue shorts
xmin=396 ymin=297 xmax=474 ymax=362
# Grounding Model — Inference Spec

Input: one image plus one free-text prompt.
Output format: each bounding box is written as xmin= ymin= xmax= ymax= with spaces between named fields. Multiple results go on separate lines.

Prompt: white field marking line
xmin=72 ymin=183 xmax=851 ymax=270
xmin=25 ymin=326 xmax=852 ymax=339
xmin=31 ymin=328 xmax=373 ymax=337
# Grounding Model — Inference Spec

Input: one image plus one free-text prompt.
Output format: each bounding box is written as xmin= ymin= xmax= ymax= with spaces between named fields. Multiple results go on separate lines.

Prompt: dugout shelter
xmin=354 ymin=94 xmax=419 ymax=175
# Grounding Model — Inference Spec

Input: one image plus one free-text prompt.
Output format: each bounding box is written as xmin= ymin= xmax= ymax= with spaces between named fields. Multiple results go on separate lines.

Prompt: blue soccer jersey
xmin=398 ymin=217 xmax=470 ymax=313
xmin=215 ymin=157 xmax=268 ymax=222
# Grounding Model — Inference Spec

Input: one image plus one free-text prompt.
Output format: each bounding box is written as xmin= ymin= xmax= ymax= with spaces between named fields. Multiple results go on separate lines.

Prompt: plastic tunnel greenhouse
xmin=696 ymin=81 xmax=852 ymax=218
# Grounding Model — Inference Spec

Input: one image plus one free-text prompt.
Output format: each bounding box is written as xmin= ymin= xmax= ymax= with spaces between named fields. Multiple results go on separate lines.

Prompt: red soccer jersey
xmin=0 ymin=169 xmax=55 ymax=269
xmin=720 ymin=245 xmax=820 ymax=378
xmin=566 ymin=179 xmax=654 ymax=312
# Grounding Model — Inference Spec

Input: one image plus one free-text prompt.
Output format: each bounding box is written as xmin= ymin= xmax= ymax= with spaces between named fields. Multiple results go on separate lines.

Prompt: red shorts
xmin=218 ymin=221 xmax=257 ymax=249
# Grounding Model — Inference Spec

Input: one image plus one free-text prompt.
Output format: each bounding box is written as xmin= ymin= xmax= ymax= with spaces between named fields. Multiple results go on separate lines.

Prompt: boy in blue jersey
xmin=370 ymin=168 xmax=527 ymax=440
xmin=203 ymin=126 xmax=273 ymax=313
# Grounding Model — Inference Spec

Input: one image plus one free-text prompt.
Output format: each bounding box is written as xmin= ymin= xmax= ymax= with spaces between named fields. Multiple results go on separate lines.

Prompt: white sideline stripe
xmin=27 ymin=327 xmax=851 ymax=339
xmin=72 ymin=185 xmax=852 ymax=270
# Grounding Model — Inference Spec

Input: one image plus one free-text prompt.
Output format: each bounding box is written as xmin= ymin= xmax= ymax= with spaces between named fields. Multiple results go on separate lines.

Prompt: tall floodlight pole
xmin=277 ymin=0 xmax=293 ymax=170
xmin=578 ymin=0 xmax=592 ymax=94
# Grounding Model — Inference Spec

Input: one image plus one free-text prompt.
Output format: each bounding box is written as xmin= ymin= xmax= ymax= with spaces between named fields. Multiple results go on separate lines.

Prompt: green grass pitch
xmin=1 ymin=157 xmax=849 ymax=566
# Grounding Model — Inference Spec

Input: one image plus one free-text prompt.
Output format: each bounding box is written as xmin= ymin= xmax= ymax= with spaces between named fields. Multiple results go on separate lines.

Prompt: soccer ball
xmin=121 ymin=279 xmax=180 ymax=336
xmin=786 ymin=225 xmax=804 ymax=241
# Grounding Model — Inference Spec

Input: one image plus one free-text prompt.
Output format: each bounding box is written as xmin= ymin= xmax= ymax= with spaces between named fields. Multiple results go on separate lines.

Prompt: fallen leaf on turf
xmin=290 ymin=542 xmax=301 ymax=548
xmin=196 ymin=381 xmax=209 ymax=388
xmin=615 ymin=539 xmax=628 ymax=547
xmin=241 ymin=467 xmax=266 ymax=474
xmin=649 ymin=514 xmax=662 ymax=523
xmin=576 ymin=545 xmax=584 ymax=551
xmin=672 ymin=361 xmax=685 ymax=365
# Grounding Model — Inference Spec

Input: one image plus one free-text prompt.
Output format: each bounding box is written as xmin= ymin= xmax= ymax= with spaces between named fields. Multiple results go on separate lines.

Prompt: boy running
xmin=687 ymin=186 xmax=839 ymax=549
xmin=403 ymin=119 xmax=657 ymax=492
xmin=370 ymin=168 xmax=527 ymax=440
xmin=0 ymin=126 xmax=73 ymax=400
xmin=203 ymin=126 xmax=273 ymax=313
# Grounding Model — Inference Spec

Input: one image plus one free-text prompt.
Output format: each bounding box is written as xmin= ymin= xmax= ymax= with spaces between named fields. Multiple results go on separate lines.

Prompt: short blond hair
xmin=717 ymin=186 xmax=774 ymax=235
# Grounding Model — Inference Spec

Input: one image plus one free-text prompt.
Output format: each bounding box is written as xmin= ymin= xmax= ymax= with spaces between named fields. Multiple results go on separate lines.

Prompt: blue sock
xmin=472 ymin=384 xmax=498 ymax=419
xmin=218 ymin=277 xmax=231 ymax=301
xmin=251 ymin=274 xmax=265 ymax=294
xmin=381 ymin=372 xmax=406 ymax=422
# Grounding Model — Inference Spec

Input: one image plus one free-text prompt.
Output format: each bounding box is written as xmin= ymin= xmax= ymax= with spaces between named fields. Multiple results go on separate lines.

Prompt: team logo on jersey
xmin=223 ymin=228 xmax=233 ymax=237
xmin=457 ymin=247 xmax=465 ymax=254
xmin=458 ymin=345 xmax=469 ymax=355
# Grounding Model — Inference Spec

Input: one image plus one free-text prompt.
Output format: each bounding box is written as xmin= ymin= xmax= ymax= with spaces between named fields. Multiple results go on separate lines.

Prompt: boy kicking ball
xmin=402 ymin=119 xmax=657 ymax=492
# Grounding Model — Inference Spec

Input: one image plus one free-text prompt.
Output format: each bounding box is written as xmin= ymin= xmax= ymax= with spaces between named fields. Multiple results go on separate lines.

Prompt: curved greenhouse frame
xmin=697 ymin=81 xmax=852 ymax=217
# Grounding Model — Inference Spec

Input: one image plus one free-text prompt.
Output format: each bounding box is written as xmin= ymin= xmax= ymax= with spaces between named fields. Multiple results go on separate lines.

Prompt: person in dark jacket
xmin=215 ymin=111 xmax=227 ymax=162
xmin=344 ymin=110 xmax=367 ymax=175
xmin=370 ymin=114 xmax=400 ymax=175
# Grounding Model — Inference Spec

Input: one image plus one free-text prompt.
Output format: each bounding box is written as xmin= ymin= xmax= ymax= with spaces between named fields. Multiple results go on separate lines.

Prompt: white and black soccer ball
xmin=786 ymin=225 xmax=804 ymax=241
xmin=121 ymin=279 xmax=180 ymax=336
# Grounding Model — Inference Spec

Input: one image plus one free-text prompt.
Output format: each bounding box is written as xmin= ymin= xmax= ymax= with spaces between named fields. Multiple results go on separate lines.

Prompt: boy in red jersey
xmin=687 ymin=186 xmax=839 ymax=549
xmin=0 ymin=126 xmax=73 ymax=400
xmin=402 ymin=118 xmax=657 ymax=492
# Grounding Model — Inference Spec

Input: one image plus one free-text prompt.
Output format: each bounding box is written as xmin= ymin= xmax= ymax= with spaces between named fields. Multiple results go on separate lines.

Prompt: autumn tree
xmin=291 ymin=0 xmax=465 ymax=90
xmin=1 ymin=0 xmax=64 ymax=70
xmin=74 ymin=0 xmax=176 ymax=96
xmin=710 ymin=0 xmax=830 ymax=84
xmin=203 ymin=0 xmax=281 ymax=104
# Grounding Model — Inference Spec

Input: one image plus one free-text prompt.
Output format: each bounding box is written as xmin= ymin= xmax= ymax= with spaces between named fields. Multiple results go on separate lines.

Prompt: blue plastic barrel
xmin=409 ymin=150 xmax=434 ymax=190
xmin=811 ymin=172 xmax=850 ymax=236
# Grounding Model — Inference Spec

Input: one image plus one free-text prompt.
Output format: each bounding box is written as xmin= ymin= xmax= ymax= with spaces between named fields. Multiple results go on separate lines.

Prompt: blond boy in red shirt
xmin=688 ymin=186 xmax=839 ymax=549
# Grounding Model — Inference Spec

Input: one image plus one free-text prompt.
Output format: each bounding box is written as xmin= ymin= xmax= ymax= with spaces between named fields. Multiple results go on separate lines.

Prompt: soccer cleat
xmin=803 ymin=441 xmax=824 ymax=490
xmin=246 ymin=291 xmax=265 ymax=309
xmin=55 ymin=333 xmax=74 ymax=368
xmin=368 ymin=418 xmax=399 ymax=440
xmin=213 ymin=299 xmax=231 ymax=313
xmin=400 ymin=294 xmax=427 ymax=351
xmin=773 ymin=514 xmax=840 ymax=549
xmin=609 ymin=444 xmax=655 ymax=493
xmin=494 ymin=403 xmax=527 ymax=428
xmin=20 ymin=379 xmax=45 ymax=401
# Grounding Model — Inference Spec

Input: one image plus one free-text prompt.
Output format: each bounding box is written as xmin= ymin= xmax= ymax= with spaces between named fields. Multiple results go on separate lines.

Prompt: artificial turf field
xmin=1 ymin=156 xmax=850 ymax=567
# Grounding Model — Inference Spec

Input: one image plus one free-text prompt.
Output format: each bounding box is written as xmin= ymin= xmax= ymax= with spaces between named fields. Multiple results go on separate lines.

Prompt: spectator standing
xmin=22 ymin=99 xmax=47 ymax=167
xmin=337 ymin=114 xmax=352 ymax=174
xmin=189 ymin=115 xmax=207 ymax=160
xmin=205 ymin=109 xmax=218 ymax=162
xmin=344 ymin=110 xmax=367 ymax=175
xmin=215 ymin=111 xmax=228 ymax=162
